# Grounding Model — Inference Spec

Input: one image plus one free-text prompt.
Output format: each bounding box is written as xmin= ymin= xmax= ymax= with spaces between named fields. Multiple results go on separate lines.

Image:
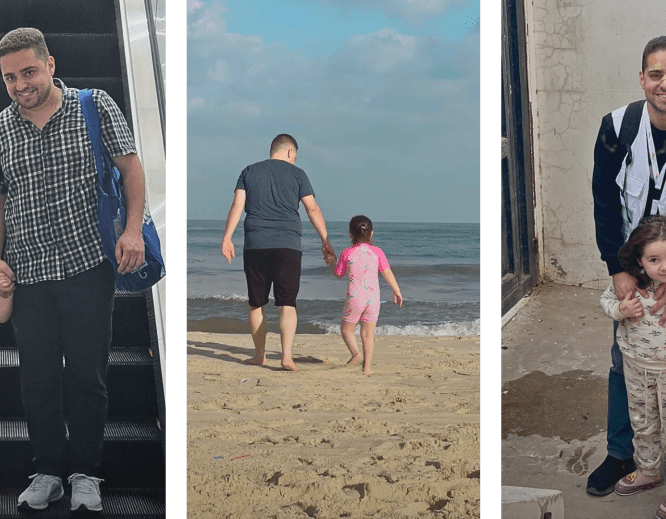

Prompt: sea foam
xmin=313 ymin=319 xmax=479 ymax=337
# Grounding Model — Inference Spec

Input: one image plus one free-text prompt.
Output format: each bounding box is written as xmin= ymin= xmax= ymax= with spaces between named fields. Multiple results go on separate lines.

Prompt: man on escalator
xmin=0 ymin=27 xmax=147 ymax=513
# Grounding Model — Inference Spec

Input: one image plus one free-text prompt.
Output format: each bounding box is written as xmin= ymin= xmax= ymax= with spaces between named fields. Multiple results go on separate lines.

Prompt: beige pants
xmin=623 ymin=355 xmax=666 ymax=476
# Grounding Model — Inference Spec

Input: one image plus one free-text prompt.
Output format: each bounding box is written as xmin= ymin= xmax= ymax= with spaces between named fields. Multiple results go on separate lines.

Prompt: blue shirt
xmin=236 ymin=159 xmax=315 ymax=251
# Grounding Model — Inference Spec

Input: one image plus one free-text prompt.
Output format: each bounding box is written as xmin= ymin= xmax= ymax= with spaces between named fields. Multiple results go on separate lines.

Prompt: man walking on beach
xmin=589 ymin=36 xmax=666 ymax=496
xmin=221 ymin=134 xmax=335 ymax=371
xmin=0 ymin=28 xmax=146 ymax=512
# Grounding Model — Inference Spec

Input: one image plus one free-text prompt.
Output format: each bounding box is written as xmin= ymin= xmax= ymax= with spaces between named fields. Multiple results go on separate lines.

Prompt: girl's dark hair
xmin=619 ymin=215 xmax=666 ymax=289
xmin=349 ymin=215 xmax=373 ymax=245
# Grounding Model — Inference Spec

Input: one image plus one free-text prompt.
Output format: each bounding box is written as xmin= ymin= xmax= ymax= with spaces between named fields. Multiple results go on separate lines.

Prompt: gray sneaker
xmin=17 ymin=473 xmax=64 ymax=510
xmin=68 ymin=473 xmax=103 ymax=512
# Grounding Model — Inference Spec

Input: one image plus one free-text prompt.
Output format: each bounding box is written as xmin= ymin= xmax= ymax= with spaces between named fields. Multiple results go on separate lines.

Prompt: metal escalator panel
xmin=115 ymin=0 xmax=166 ymax=402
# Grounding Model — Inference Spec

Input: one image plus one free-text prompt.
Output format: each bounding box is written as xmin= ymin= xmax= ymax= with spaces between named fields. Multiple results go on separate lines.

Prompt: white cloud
xmin=187 ymin=0 xmax=479 ymax=222
xmin=187 ymin=0 xmax=204 ymax=14
xmin=189 ymin=97 xmax=206 ymax=110
xmin=188 ymin=0 xmax=227 ymax=39
xmin=208 ymin=60 xmax=231 ymax=82
xmin=221 ymin=102 xmax=264 ymax=117
xmin=334 ymin=28 xmax=418 ymax=74
xmin=324 ymin=0 xmax=462 ymax=25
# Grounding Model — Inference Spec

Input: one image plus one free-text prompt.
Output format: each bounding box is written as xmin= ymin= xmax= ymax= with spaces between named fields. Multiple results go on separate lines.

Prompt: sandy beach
xmin=187 ymin=332 xmax=480 ymax=519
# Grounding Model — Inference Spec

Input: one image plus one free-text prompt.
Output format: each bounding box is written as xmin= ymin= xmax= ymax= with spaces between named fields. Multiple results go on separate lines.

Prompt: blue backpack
xmin=78 ymin=89 xmax=165 ymax=292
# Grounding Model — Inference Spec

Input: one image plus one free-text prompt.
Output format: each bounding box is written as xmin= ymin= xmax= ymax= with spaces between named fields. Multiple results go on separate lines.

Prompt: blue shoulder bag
xmin=78 ymin=89 xmax=165 ymax=291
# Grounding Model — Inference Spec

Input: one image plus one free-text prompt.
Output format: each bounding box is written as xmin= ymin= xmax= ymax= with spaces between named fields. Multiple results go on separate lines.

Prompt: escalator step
xmin=0 ymin=292 xmax=149 ymax=352
xmin=104 ymin=420 xmax=161 ymax=442
xmin=0 ymin=418 xmax=160 ymax=443
xmin=0 ymin=418 xmax=27 ymax=440
xmin=109 ymin=349 xmax=153 ymax=365
xmin=0 ymin=348 xmax=18 ymax=367
xmin=0 ymin=488 xmax=165 ymax=518
xmin=0 ymin=348 xmax=151 ymax=368
xmin=0 ymin=419 xmax=164 ymax=487
xmin=47 ymin=33 xmax=122 ymax=78
xmin=0 ymin=348 xmax=157 ymax=418
xmin=0 ymin=0 xmax=118 ymax=35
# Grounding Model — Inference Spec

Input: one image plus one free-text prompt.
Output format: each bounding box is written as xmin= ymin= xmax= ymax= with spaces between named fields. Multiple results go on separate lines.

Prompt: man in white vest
xmin=590 ymin=36 xmax=666 ymax=496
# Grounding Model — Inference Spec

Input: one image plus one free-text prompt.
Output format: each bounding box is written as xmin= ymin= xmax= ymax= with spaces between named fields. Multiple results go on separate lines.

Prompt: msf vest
xmin=614 ymin=101 xmax=666 ymax=240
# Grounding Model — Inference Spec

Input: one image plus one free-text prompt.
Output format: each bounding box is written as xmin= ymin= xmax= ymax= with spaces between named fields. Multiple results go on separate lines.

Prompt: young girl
xmin=601 ymin=215 xmax=666 ymax=517
xmin=325 ymin=215 xmax=402 ymax=375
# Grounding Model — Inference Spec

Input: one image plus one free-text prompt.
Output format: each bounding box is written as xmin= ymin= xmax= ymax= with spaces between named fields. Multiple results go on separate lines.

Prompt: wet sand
xmin=187 ymin=332 xmax=480 ymax=519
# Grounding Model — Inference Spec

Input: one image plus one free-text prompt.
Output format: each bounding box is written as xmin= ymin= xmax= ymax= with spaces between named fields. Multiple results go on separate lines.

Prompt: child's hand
xmin=393 ymin=290 xmax=403 ymax=308
xmin=0 ymin=273 xmax=14 ymax=291
xmin=325 ymin=254 xmax=336 ymax=266
xmin=619 ymin=291 xmax=642 ymax=319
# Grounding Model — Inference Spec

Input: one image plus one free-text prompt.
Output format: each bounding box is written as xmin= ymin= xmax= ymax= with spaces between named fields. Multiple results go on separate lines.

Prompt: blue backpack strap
xmin=79 ymin=89 xmax=121 ymax=198
xmin=78 ymin=89 xmax=105 ymax=184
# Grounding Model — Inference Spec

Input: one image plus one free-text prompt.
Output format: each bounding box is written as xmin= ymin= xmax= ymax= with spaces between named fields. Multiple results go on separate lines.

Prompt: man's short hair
xmin=270 ymin=134 xmax=298 ymax=156
xmin=642 ymin=36 xmax=666 ymax=72
xmin=0 ymin=28 xmax=50 ymax=62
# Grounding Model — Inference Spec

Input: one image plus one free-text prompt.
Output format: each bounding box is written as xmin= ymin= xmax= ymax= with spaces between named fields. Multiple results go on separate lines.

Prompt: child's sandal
xmin=656 ymin=499 xmax=666 ymax=519
xmin=615 ymin=470 xmax=664 ymax=495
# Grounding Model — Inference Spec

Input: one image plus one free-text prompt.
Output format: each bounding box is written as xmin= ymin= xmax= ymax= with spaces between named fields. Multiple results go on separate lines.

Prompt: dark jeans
xmin=14 ymin=261 xmax=115 ymax=477
xmin=607 ymin=320 xmax=635 ymax=460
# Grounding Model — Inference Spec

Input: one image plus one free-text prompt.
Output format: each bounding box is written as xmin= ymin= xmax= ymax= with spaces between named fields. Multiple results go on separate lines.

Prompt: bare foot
xmin=245 ymin=357 xmax=266 ymax=366
xmin=346 ymin=352 xmax=362 ymax=367
xmin=281 ymin=359 xmax=298 ymax=371
xmin=363 ymin=368 xmax=374 ymax=375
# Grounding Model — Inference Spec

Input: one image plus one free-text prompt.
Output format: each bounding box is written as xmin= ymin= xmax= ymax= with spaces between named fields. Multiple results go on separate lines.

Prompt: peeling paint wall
xmin=524 ymin=0 xmax=662 ymax=288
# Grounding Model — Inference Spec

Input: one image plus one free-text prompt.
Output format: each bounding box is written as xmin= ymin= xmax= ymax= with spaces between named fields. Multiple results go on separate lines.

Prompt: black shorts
xmin=243 ymin=248 xmax=302 ymax=308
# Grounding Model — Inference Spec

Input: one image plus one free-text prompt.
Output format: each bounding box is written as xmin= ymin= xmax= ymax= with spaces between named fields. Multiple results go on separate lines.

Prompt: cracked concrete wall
xmin=526 ymin=0 xmax=662 ymax=288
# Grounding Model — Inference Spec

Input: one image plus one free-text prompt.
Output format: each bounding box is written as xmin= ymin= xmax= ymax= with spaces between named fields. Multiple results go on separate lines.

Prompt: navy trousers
xmin=13 ymin=261 xmax=115 ymax=477
xmin=607 ymin=320 xmax=635 ymax=460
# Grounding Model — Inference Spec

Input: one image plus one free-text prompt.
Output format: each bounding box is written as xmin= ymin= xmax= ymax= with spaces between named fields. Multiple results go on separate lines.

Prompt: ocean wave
xmin=312 ymin=319 xmax=480 ymax=337
xmin=299 ymin=263 xmax=479 ymax=278
xmin=188 ymin=295 xmax=480 ymax=306
xmin=190 ymin=294 xmax=250 ymax=302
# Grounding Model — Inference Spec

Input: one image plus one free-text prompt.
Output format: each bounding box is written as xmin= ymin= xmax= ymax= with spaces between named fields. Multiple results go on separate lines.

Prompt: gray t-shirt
xmin=236 ymin=159 xmax=315 ymax=251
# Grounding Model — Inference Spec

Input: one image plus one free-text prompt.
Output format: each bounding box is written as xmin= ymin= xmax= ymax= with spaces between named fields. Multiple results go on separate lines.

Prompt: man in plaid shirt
xmin=0 ymin=28 xmax=147 ymax=512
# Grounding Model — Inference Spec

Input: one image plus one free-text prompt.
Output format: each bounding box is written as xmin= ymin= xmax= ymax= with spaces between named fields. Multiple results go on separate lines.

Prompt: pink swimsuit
xmin=334 ymin=243 xmax=390 ymax=323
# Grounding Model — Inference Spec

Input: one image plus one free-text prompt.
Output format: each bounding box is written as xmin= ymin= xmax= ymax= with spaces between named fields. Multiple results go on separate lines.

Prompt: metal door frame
xmin=501 ymin=0 xmax=538 ymax=315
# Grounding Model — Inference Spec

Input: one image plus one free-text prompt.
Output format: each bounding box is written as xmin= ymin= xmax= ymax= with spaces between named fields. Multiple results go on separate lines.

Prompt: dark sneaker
xmin=17 ymin=474 xmax=64 ymax=510
xmin=586 ymin=455 xmax=637 ymax=496
xmin=69 ymin=473 xmax=103 ymax=512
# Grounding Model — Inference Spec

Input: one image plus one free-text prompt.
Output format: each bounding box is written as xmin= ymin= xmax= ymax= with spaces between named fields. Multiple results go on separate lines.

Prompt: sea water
xmin=188 ymin=220 xmax=479 ymax=336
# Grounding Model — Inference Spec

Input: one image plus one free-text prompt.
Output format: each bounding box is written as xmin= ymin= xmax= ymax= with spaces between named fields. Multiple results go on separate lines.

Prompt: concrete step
xmin=502 ymin=486 xmax=564 ymax=519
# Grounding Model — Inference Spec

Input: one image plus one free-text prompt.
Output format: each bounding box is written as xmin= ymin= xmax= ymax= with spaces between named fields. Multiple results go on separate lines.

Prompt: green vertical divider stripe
xmin=481 ymin=0 xmax=501 ymax=519
xmin=166 ymin=0 xmax=186 ymax=519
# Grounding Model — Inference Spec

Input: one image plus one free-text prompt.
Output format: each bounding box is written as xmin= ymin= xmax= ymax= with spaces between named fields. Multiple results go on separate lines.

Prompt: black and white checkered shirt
xmin=0 ymin=79 xmax=136 ymax=284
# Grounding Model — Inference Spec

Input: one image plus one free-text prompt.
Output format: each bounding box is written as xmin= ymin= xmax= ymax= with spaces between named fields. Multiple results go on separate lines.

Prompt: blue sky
xmin=187 ymin=0 xmax=480 ymax=223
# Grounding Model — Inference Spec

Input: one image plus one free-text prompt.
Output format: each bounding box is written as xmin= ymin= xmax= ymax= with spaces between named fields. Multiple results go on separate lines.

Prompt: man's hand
xmin=613 ymin=271 xmax=642 ymax=299
xmin=115 ymin=228 xmax=145 ymax=275
xmin=322 ymin=238 xmax=336 ymax=262
xmin=222 ymin=239 xmax=235 ymax=264
xmin=619 ymin=291 xmax=643 ymax=319
xmin=0 ymin=261 xmax=15 ymax=298
xmin=649 ymin=283 xmax=666 ymax=325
